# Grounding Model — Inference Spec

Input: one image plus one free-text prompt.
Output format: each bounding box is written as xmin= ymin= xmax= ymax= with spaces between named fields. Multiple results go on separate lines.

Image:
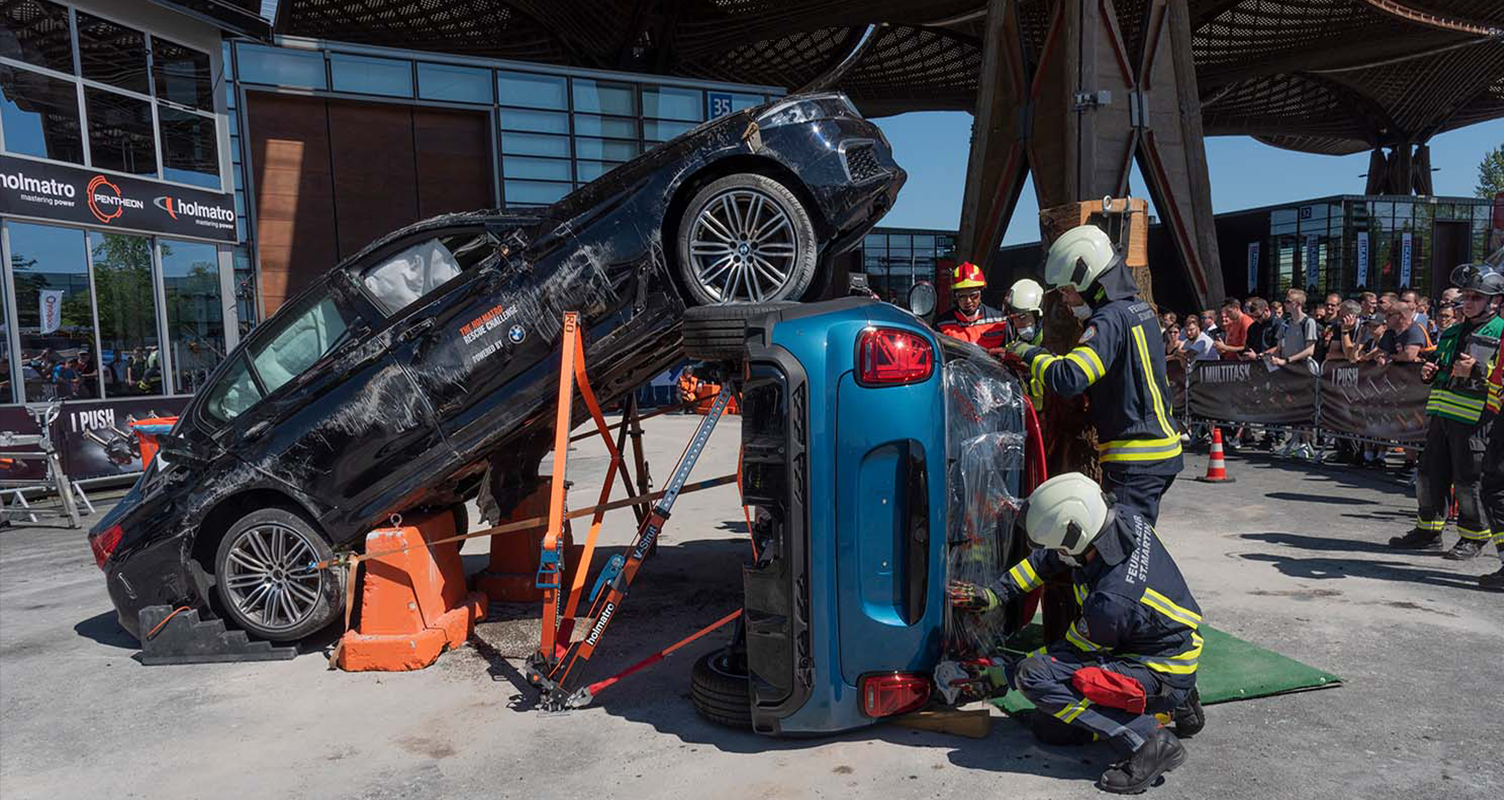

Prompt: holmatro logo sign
xmin=0 ymin=154 xmax=236 ymax=242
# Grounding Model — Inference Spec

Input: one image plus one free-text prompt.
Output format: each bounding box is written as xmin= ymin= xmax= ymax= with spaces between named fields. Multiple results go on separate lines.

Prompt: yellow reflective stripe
xmin=1492 ymin=531 xmax=1504 ymax=544
xmin=1140 ymin=587 xmax=1202 ymax=629
xmin=1026 ymin=646 xmax=1047 ymax=657
xmin=1064 ymin=353 xmax=1101 ymax=384
xmin=1430 ymin=389 xmax=1486 ymax=409
xmin=1457 ymin=526 xmax=1492 ymax=541
xmin=1131 ymin=326 xmax=1176 ymax=438
xmin=1128 ymin=634 xmax=1203 ymax=675
xmin=1030 ymin=354 xmax=1055 ymax=384
xmin=1427 ymin=397 xmax=1485 ymax=415
xmin=1065 ymin=620 xmax=1101 ymax=652
xmin=1097 ymin=434 xmax=1183 ymax=463
xmin=1075 ymin=345 xmax=1106 ymax=379
xmin=1416 ymin=518 xmax=1445 ymax=531
xmin=1054 ymin=698 xmax=1091 ymax=723
xmin=1009 ymin=558 xmax=1042 ymax=592
xmin=1073 ymin=583 xmax=1088 ymax=607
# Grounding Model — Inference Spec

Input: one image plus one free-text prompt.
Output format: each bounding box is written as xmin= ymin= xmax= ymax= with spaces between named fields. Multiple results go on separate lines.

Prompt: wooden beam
xmin=958 ymin=0 xmax=1034 ymax=268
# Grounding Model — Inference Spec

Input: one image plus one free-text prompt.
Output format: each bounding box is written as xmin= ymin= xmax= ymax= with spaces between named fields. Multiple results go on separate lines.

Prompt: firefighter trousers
xmin=1015 ymin=649 xmax=1191 ymax=756
xmin=1416 ymin=416 xmax=1492 ymax=542
xmin=1474 ymin=416 xmax=1504 ymax=550
xmin=1102 ymin=471 xmax=1176 ymax=528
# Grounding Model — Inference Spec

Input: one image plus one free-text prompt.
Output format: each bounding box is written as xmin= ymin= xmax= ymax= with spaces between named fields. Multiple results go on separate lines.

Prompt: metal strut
xmin=524 ymin=311 xmax=736 ymax=710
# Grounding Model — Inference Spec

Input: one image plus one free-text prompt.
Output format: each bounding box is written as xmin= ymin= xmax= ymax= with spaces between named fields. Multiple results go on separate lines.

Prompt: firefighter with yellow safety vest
xmin=1005 ymin=226 xmax=1182 ymax=526
xmin=1006 ymin=278 xmax=1047 ymax=406
xmin=1475 ymin=292 xmax=1504 ymax=589
xmin=948 ymin=473 xmax=1204 ymax=794
xmin=935 ymin=261 xmax=1011 ymax=351
xmin=1391 ymin=263 xmax=1504 ymax=559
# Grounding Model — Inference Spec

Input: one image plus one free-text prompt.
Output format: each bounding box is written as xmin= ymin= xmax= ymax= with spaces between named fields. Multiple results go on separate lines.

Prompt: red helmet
xmin=952 ymin=261 xmax=986 ymax=291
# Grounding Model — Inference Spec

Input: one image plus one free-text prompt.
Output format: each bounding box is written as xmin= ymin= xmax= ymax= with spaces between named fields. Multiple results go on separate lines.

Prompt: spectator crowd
xmin=1160 ymin=287 xmax=1449 ymax=468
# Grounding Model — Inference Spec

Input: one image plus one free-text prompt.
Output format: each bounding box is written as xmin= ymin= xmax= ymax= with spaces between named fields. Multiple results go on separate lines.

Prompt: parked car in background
xmin=88 ymin=92 xmax=905 ymax=643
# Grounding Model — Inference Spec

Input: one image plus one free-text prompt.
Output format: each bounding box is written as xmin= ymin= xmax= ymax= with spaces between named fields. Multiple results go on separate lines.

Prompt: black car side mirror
xmin=156 ymin=433 xmax=210 ymax=471
xmin=908 ymin=282 xmax=937 ymax=319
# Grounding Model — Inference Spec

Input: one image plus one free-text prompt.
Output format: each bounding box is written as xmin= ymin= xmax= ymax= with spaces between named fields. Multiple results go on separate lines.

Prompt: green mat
xmin=993 ymin=623 xmax=1341 ymax=715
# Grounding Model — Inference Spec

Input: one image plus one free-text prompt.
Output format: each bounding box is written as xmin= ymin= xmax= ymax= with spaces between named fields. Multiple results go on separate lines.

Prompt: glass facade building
xmin=856 ymin=227 xmax=957 ymax=302
xmin=1 ymin=0 xmax=238 ymax=407
xmin=1 ymin=2 xmax=781 ymax=413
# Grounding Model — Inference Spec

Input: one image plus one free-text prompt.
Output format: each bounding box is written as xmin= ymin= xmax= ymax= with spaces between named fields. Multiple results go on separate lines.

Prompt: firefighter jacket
xmin=935 ymin=303 xmax=1011 ymax=349
xmin=1011 ymin=266 xmax=1183 ymax=474
xmin=991 ymin=509 xmax=1203 ymax=690
xmin=1425 ymin=314 xmax=1503 ymax=424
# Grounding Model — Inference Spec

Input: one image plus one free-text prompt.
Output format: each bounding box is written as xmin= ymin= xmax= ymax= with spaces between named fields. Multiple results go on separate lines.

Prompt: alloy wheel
xmin=221 ymin=523 xmax=324 ymax=632
xmin=687 ymin=188 xmax=802 ymax=303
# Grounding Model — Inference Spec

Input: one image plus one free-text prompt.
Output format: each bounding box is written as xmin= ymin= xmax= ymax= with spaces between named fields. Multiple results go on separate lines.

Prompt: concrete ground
xmin=1 ymin=416 xmax=1500 ymax=800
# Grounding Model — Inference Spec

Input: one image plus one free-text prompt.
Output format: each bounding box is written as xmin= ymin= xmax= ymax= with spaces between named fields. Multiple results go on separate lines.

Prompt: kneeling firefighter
xmin=949 ymin=473 xmax=1205 ymax=795
xmin=1007 ymin=225 xmax=1182 ymax=526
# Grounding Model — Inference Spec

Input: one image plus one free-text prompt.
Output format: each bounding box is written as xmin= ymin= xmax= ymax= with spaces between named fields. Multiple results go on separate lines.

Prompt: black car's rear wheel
xmin=677 ymin=174 xmax=818 ymax=305
xmin=690 ymin=649 xmax=753 ymax=728
xmin=214 ymin=508 xmax=342 ymax=642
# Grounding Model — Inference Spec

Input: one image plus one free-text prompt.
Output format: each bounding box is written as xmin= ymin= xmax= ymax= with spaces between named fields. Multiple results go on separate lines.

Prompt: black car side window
xmin=202 ymin=354 xmax=262 ymax=425
xmin=360 ymin=232 xmax=498 ymax=316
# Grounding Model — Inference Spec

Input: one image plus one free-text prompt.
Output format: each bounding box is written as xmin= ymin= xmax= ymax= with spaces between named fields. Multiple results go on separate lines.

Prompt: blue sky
xmin=873 ymin=112 xmax=1504 ymax=245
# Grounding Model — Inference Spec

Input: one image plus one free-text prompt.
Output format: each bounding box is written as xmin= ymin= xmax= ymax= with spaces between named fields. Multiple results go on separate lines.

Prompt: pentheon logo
xmin=87 ymin=175 xmax=142 ymax=224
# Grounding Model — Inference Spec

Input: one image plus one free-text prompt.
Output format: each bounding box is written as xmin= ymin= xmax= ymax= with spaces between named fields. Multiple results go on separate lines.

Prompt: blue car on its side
xmin=682 ymin=296 xmax=1035 ymax=735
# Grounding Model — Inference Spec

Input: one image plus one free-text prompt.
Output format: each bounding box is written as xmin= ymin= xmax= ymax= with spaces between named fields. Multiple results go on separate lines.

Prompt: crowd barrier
xmin=1166 ymin=358 xmax=1433 ymax=446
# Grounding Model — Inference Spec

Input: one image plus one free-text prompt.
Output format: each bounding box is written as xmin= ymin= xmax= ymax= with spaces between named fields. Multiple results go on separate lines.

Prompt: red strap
xmin=1072 ymin=666 xmax=1147 ymax=713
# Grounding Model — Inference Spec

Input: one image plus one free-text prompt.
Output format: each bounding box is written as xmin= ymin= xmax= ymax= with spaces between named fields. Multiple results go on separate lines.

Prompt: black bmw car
xmin=88 ymin=92 xmax=905 ymax=642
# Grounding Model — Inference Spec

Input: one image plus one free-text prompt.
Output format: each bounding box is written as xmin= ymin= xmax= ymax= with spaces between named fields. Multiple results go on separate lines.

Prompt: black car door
xmin=192 ymin=274 xmax=450 ymax=542
xmin=368 ymin=229 xmax=575 ymax=461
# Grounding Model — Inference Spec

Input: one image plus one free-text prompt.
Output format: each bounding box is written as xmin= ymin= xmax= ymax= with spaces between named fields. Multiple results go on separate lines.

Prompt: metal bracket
xmin=1128 ymin=90 xmax=1150 ymax=130
xmin=1072 ymin=90 xmax=1112 ymax=111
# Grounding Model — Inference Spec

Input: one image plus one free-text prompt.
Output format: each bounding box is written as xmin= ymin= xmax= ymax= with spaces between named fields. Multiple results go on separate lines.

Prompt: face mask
xmin=1016 ymin=325 xmax=1036 ymax=342
xmin=1056 ymin=552 xmax=1082 ymax=568
xmin=1071 ymin=304 xmax=1091 ymax=321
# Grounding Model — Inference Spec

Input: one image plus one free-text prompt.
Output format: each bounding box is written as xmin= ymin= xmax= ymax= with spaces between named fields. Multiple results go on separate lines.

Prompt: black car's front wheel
xmin=677 ymin=173 xmax=818 ymax=305
xmin=213 ymin=508 xmax=343 ymax=642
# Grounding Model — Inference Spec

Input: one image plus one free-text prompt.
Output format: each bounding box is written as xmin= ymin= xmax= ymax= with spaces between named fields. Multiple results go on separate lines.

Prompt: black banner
xmin=58 ymin=396 xmax=192 ymax=480
xmin=0 ymin=155 xmax=236 ymax=242
xmin=1189 ymin=360 xmax=1318 ymax=425
xmin=1318 ymin=361 xmax=1430 ymax=444
xmin=0 ymin=406 xmax=52 ymax=483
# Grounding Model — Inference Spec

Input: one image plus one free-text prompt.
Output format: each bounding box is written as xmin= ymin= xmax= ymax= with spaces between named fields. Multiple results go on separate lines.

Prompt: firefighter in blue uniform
xmin=949 ymin=473 xmax=1204 ymax=795
xmin=1007 ymin=225 xmax=1183 ymax=525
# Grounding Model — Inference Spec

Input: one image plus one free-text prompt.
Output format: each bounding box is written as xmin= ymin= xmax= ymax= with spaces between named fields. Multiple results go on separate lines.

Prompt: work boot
xmin=1098 ymin=728 xmax=1187 ymax=795
xmin=1388 ymin=528 xmax=1441 ymax=550
xmin=1444 ymin=539 xmax=1485 ymax=561
xmin=1171 ymin=688 xmax=1205 ymax=738
xmin=1480 ymin=567 xmax=1504 ymax=591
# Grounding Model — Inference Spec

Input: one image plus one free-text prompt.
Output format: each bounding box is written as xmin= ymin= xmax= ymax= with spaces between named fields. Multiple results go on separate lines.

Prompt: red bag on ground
xmin=1072 ymin=666 xmax=1147 ymax=713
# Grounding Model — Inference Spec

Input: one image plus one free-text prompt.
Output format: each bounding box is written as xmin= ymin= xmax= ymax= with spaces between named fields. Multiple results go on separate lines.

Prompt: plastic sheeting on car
xmin=942 ymin=355 xmax=1026 ymax=657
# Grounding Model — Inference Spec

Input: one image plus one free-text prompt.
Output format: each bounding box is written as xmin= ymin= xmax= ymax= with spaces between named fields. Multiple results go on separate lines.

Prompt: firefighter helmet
xmin=1006 ymin=278 xmax=1045 ymax=314
xmin=1043 ymin=225 xmax=1120 ymax=293
xmin=1450 ymin=263 xmax=1504 ymax=296
xmin=1023 ymin=473 xmax=1110 ymax=557
xmin=952 ymin=261 xmax=987 ymax=291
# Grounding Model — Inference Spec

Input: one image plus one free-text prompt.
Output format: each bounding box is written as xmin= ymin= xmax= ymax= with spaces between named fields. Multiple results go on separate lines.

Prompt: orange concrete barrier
xmin=695 ymin=384 xmax=739 ymax=415
xmin=337 ymin=509 xmax=488 ymax=671
xmin=475 ymin=482 xmax=555 ymax=603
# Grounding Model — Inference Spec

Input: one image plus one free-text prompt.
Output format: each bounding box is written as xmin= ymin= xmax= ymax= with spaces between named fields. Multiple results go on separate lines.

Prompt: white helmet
xmin=1023 ymin=473 xmax=1110 ymax=556
xmin=1006 ymin=278 xmax=1045 ymax=314
xmin=1043 ymin=225 xmax=1120 ymax=293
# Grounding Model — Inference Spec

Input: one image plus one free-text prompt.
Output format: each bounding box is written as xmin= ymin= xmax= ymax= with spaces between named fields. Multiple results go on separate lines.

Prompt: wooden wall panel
xmin=246 ymin=92 xmax=335 ymax=317
xmin=326 ymin=101 xmax=419 ymax=259
xmin=413 ymin=107 xmax=492 ymax=218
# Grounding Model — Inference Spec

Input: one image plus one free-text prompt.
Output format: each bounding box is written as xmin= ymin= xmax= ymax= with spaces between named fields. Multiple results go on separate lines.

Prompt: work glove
xmin=956 ymin=658 xmax=1014 ymax=701
xmin=947 ymin=579 xmax=1000 ymax=613
xmin=1007 ymin=340 xmax=1034 ymax=359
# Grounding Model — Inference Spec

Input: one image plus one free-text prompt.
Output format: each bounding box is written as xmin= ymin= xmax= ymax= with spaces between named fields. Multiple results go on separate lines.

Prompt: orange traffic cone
xmin=1195 ymin=428 xmax=1236 ymax=483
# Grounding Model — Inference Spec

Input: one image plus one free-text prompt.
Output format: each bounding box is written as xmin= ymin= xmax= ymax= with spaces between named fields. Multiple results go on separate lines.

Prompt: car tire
xmin=690 ymin=649 xmax=753 ymax=728
xmin=682 ymin=301 xmax=797 ymax=361
xmin=676 ymin=173 xmax=818 ymax=305
xmin=213 ymin=507 xmax=344 ymax=643
xmin=450 ymin=502 xmax=471 ymax=553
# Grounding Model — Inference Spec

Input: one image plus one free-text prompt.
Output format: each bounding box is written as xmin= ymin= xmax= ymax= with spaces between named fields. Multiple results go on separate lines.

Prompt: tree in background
xmin=1478 ymin=144 xmax=1504 ymax=198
